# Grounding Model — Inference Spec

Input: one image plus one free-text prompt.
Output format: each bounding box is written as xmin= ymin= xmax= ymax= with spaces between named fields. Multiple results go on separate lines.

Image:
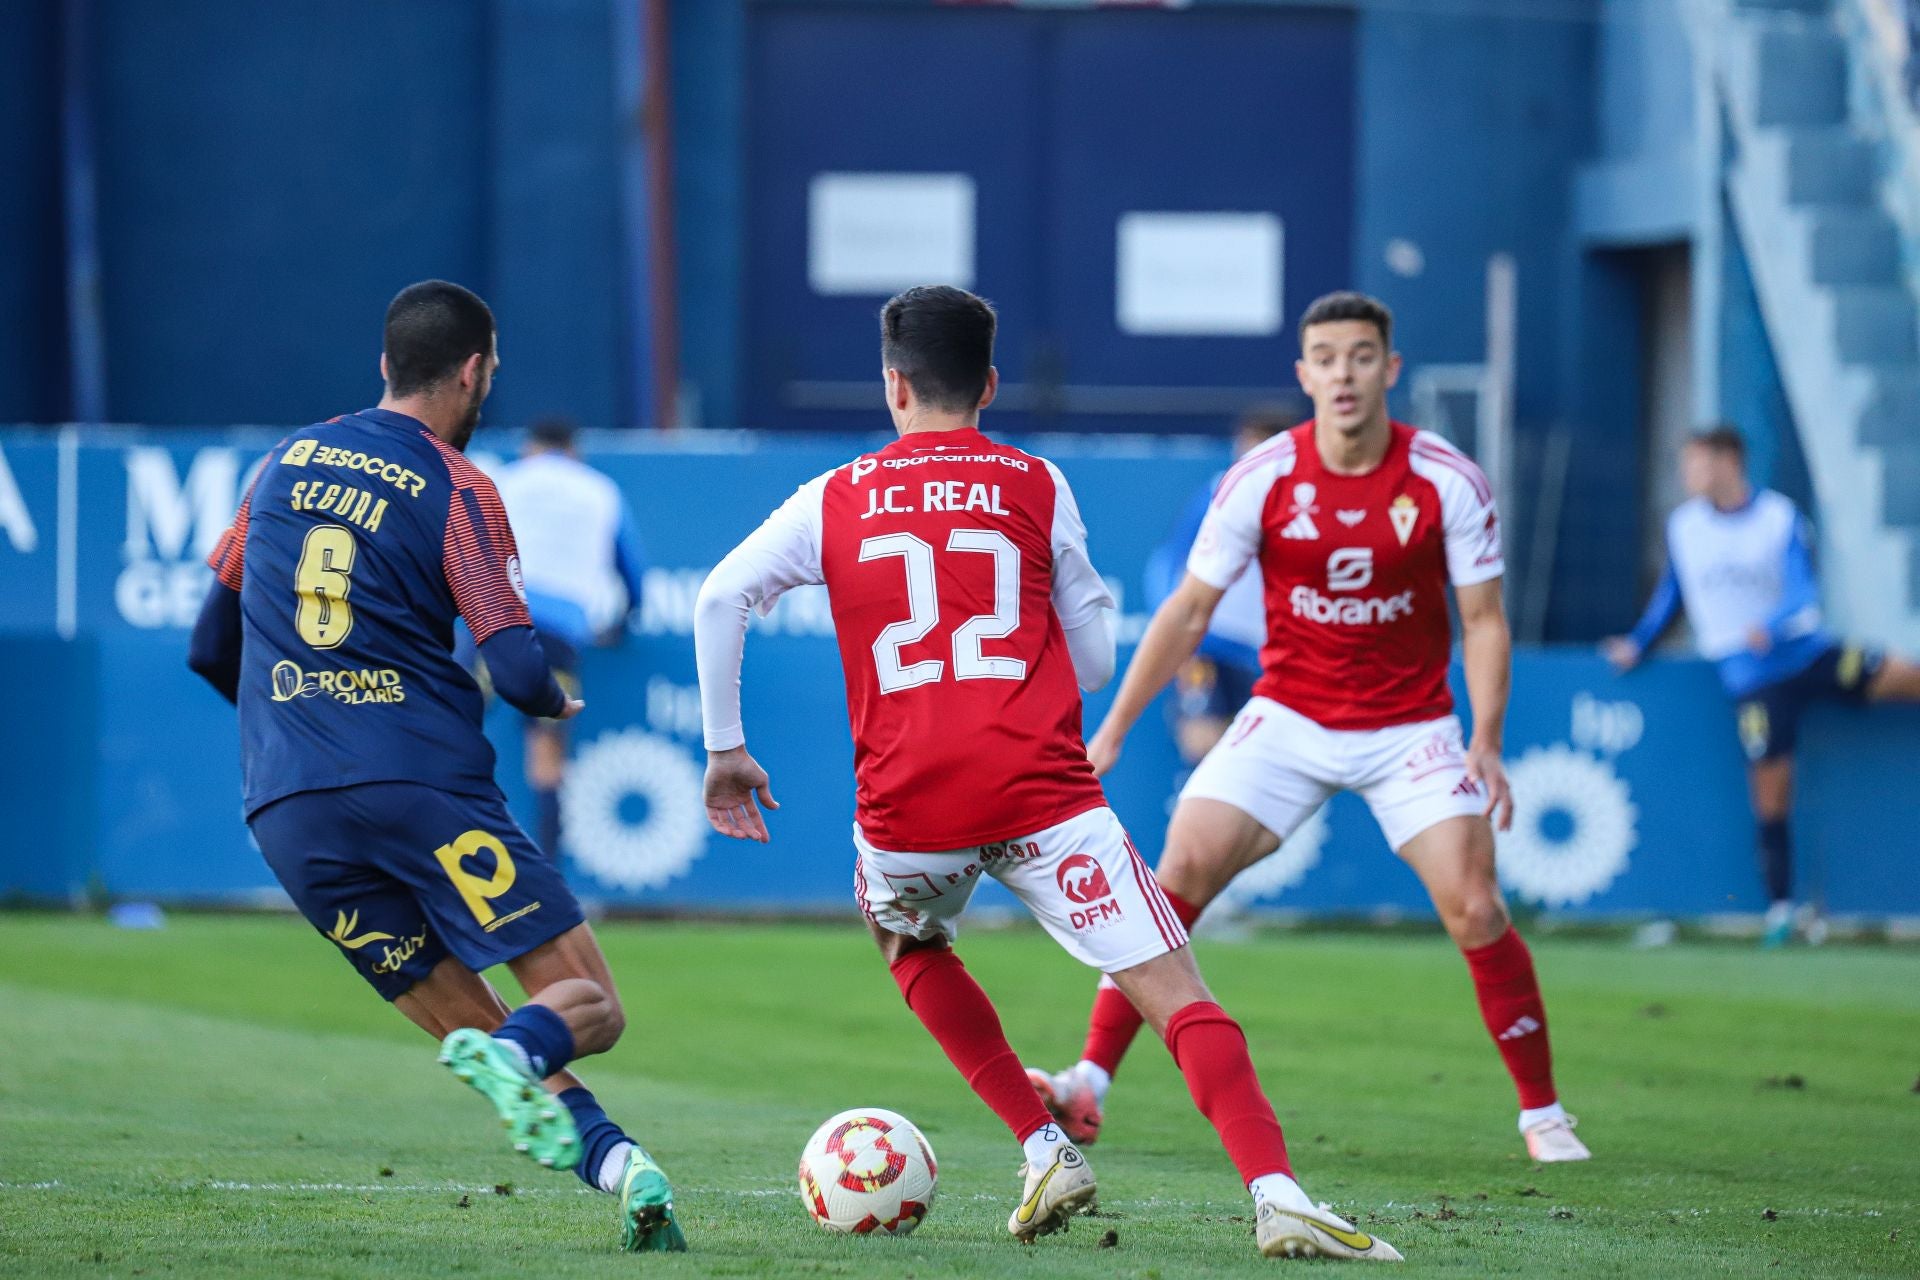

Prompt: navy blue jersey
xmin=208 ymin=408 xmax=535 ymax=816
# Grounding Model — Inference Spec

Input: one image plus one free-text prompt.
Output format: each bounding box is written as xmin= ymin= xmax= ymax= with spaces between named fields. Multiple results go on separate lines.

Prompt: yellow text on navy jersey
xmin=289 ymin=481 xmax=388 ymax=534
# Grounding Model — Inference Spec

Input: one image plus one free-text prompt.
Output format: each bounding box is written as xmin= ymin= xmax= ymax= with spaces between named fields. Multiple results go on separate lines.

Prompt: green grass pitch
xmin=2 ymin=916 xmax=1915 ymax=1277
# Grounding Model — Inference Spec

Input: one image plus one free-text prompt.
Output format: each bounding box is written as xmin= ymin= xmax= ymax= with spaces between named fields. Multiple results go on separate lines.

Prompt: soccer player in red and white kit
xmin=694 ymin=286 xmax=1402 ymax=1260
xmin=1029 ymin=292 xmax=1590 ymax=1165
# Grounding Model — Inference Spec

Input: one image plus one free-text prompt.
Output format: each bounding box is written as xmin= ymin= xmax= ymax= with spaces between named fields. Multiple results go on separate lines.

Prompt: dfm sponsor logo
xmin=117 ymin=447 xmax=249 ymax=628
xmin=1057 ymin=853 xmax=1123 ymax=932
xmin=270 ymin=660 xmax=406 ymax=705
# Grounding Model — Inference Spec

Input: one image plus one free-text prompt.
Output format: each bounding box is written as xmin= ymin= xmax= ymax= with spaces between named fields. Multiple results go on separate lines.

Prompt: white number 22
xmin=858 ymin=529 xmax=1026 ymax=694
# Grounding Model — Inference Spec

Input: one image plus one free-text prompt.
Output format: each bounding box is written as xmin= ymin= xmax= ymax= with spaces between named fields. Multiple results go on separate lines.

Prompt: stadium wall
xmin=1 ymin=427 xmax=1915 ymax=920
xmin=0 ymin=0 xmax=631 ymax=430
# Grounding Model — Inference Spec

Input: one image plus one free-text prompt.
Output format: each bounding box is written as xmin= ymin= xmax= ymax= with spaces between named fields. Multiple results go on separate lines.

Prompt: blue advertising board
xmin=1 ymin=426 xmax=1914 ymax=918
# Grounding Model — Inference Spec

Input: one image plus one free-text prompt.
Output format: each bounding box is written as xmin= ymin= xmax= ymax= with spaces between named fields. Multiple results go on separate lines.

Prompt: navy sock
xmin=1758 ymin=818 xmax=1792 ymax=904
xmin=533 ymin=786 xmax=562 ymax=857
xmin=557 ymin=1086 xmax=632 ymax=1189
xmin=494 ymin=1003 xmax=576 ymax=1079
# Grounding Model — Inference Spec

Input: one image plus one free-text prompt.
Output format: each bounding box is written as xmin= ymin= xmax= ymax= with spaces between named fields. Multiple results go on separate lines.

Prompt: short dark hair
xmin=383 ymin=280 xmax=495 ymax=397
xmin=880 ymin=285 xmax=997 ymax=414
xmin=1688 ymin=423 xmax=1747 ymax=462
xmin=528 ymin=416 xmax=577 ymax=449
xmin=1298 ymin=290 xmax=1393 ymax=349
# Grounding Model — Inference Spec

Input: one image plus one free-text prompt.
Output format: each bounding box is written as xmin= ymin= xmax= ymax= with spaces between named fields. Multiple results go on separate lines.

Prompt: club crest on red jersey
xmin=1389 ymin=495 xmax=1419 ymax=546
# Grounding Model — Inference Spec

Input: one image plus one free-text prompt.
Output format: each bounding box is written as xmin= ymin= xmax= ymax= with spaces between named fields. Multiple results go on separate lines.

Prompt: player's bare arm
xmin=1086 ymin=572 xmax=1226 ymax=775
xmin=1455 ymin=576 xmax=1514 ymax=831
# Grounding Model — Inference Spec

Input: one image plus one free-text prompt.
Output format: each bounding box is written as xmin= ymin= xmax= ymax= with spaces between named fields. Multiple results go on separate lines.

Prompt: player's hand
xmin=1746 ymin=625 xmax=1773 ymax=657
xmin=704 ymin=746 xmax=779 ymax=843
xmin=1600 ymin=636 xmax=1641 ymax=672
xmin=1466 ymin=740 xmax=1513 ymax=832
xmin=553 ymin=697 xmax=586 ymax=721
xmin=1086 ymin=724 xmax=1124 ymax=778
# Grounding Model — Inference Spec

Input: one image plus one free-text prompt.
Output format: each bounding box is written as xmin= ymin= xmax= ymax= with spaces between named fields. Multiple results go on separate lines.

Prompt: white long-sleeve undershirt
xmin=694 ymin=463 xmax=1117 ymax=752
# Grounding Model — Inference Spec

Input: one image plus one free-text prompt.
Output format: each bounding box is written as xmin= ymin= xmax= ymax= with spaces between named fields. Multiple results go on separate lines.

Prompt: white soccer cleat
xmin=1256 ymin=1199 xmax=1403 ymax=1261
xmin=1007 ymin=1142 xmax=1097 ymax=1241
xmin=1523 ymin=1113 xmax=1591 ymax=1163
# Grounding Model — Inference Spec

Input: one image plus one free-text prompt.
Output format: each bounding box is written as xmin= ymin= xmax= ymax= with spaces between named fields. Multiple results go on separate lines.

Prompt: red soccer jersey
xmin=1187 ymin=422 xmax=1503 ymax=731
xmin=700 ymin=428 xmax=1114 ymax=851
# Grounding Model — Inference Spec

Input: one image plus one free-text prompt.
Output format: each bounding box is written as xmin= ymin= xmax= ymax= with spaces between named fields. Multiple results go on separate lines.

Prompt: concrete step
xmin=1749 ymin=27 xmax=1848 ymax=127
xmin=1857 ymin=368 xmax=1920 ymax=446
xmin=1785 ymin=129 xmax=1880 ymax=206
xmin=1833 ymin=286 xmax=1920 ymax=363
xmin=1877 ymin=439 xmax=1920 ymax=525
xmin=1810 ymin=208 xmax=1903 ymax=284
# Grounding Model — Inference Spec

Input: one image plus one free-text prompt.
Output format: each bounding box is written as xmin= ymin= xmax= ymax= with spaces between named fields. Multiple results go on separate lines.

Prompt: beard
xmin=447 ymin=385 xmax=485 ymax=452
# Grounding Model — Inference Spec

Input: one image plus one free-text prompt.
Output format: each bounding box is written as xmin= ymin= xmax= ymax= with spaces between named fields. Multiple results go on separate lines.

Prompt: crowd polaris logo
xmin=269 ymin=660 xmax=405 ymax=705
xmin=1289 ymin=585 xmax=1413 ymax=625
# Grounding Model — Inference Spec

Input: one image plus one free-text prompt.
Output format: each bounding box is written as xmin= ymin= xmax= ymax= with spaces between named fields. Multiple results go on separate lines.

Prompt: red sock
xmin=890 ymin=947 xmax=1052 ymax=1141
xmin=1163 ymin=1001 xmax=1292 ymax=1183
xmin=1081 ymin=889 xmax=1203 ymax=1077
xmin=1462 ymin=927 xmax=1557 ymax=1110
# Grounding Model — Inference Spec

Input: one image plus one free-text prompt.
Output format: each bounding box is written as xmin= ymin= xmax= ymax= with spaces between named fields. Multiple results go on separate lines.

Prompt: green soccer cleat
xmin=437 ymin=1028 xmax=579 ymax=1171
xmin=618 ymin=1146 xmax=688 ymax=1253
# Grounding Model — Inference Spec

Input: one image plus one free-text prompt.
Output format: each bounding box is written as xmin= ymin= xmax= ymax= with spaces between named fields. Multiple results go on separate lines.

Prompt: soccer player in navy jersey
xmin=187 ymin=281 xmax=684 ymax=1252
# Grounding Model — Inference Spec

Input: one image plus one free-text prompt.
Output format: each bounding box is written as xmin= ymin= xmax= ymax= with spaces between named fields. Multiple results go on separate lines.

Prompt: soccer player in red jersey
xmin=695 ymin=286 xmax=1402 ymax=1260
xmin=1029 ymin=291 xmax=1590 ymax=1165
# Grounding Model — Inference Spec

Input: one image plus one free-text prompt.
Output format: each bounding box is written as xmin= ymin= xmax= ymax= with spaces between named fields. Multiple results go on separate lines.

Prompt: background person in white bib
xmin=494 ymin=417 xmax=648 ymax=860
xmin=1605 ymin=426 xmax=1920 ymax=946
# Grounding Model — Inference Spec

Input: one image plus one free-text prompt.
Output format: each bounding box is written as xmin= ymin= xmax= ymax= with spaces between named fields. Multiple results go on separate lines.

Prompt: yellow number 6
xmin=295 ymin=524 xmax=357 ymax=649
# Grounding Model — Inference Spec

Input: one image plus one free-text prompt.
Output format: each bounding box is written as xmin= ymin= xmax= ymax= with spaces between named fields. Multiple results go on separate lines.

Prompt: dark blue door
xmin=743 ymin=4 xmax=1356 ymax=434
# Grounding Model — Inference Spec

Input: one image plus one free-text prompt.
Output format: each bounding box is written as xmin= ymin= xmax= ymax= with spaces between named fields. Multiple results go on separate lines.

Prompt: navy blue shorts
xmin=1735 ymin=643 xmax=1884 ymax=763
xmin=250 ymin=781 xmax=586 ymax=1000
xmin=1170 ymin=656 xmax=1260 ymax=725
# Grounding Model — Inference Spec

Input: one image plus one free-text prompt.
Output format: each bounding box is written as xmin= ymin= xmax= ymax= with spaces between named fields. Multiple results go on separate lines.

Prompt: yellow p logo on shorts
xmin=434 ymin=830 xmax=518 ymax=928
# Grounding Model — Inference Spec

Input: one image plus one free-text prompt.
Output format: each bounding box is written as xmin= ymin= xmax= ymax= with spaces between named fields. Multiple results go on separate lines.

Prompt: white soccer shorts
xmin=853 ymin=805 xmax=1189 ymax=974
xmin=1182 ymin=696 xmax=1488 ymax=851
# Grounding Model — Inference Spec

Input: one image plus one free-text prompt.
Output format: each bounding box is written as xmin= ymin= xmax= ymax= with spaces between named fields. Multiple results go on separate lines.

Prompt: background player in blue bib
xmin=187 ymin=280 xmax=684 ymax=1251
xmin=1605 ymin=426 xmax=1920 ymax=946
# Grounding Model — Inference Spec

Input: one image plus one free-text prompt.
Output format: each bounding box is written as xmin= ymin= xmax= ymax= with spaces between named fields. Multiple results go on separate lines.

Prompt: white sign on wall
xmin=809 ymin=172 xmax=977 ymax=296
xmin=1116 ymin=211 xmax=1284 ymax=337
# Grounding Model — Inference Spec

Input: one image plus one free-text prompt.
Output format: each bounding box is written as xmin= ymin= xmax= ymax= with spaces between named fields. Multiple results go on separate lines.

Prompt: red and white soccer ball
xmin=797 ymin=1107 xmax=938 ymax=1235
